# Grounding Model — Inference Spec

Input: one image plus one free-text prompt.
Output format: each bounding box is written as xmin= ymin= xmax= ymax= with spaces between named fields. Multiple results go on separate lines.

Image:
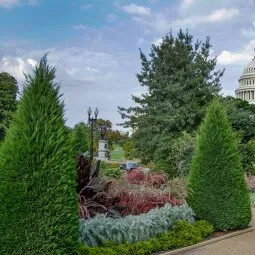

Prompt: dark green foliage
xmin=187 ymin=100 xmax=251 ymax=230
xmin=0 ymin=56 xmax=79 ymax=254
xmin=222 ymin=96 xmax=255 ymax=143
xmin=77 ymin=220 xmax=214 ymax=255
xmin=221 ymin=96 xmax=255 ymax=174
xmin=72 ymin=122 xmax=89 ymax=156
xmin=119 ymin=30 xmax=224 ymax=174
xmin=0 ymin=72 xmax=18 ymax=141
xmin=155 ymin=132 xmax=195 ymax=177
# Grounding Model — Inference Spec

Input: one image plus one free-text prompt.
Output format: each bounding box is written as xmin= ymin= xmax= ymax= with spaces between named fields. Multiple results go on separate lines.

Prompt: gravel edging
xmin=160 ymin=226 xmax=255 ymax=255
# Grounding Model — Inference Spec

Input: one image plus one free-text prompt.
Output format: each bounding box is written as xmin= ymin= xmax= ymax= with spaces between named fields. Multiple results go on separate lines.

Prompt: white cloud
xmin=153 ymin=38 xmax=162 ymax=46
xmin=81 ymin=4 xmax=92 ymax=11
xmin=132 ymin=14 xmax=170 ymax=33
xmin=0 ymin=0 xmax=38 ymax=8
xmin=27 ymin=58 xmax=37 ymax=67
xmin=132 ymin=8 xmax=240 ymax=34
xmin=0 ymin=0 xmax=19 ymax=8
xmin=120 ymin=3 xmax=150 ymax=16
xmin=0 ymin=56 xmax=32 ymax=80
xmin=218 ymin=40 xmax=255 ymax=65
xmin=180 ymin=0 xmax=195 ymax=9
xmin=173 ymin=8 xmax=240 ymax=28
xmin=73 ymin=24 xmax=88 ymax=31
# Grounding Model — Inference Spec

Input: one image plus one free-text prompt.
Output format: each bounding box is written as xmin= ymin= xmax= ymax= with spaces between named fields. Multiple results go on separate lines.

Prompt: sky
xmin=1 ymin=0 xmax=255 ymax=130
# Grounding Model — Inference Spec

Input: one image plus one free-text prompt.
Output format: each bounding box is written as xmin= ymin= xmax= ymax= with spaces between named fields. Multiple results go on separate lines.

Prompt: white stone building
xmin=236 ymin=53 xmax=255 ymax=103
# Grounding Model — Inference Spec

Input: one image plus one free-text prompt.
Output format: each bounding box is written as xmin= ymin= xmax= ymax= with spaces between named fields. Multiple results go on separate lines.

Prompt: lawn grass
xmin=111 ymin=144 xmax=125 ymax=161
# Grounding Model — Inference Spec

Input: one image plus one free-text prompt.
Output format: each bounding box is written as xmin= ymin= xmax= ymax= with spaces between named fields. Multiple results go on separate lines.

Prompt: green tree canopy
xmin=72 ymin=122 xmax=90 ymax=156
xmin=119 ymin=30 xmax=224 ymax=168
xmin=221 ymin=96 xmax=255 ymax=174
xmin=0 ymin=72 xmax=18 ymax=140
xmin=187 ymin=100 xmax=251 ymax=230
xmin=0 ymin=56 xmax=79 ymax=254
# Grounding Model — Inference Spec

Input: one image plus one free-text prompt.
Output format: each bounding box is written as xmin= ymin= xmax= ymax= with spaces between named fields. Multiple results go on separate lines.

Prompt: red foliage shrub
xmin=123 ymin=169 xmax=167 ymax=188
xmin=111 ymin=188 xmax=184 ymax=216
xmin=125 ymin=169 xmax=146 ymax=184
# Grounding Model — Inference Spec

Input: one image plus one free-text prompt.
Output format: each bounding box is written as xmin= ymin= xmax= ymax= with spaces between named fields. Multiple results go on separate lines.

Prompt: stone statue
xmin=99 ymin=125 xmax=107 ymax=140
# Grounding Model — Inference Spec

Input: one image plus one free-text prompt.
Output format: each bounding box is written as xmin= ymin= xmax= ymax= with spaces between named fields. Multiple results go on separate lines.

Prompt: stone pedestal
xmin=97 ymin=139 xmax=109 ymax=160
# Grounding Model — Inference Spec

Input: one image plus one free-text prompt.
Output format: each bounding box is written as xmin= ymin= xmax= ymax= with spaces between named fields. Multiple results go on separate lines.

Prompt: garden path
xmin=180 ymin=209 xmax=255 ymax=255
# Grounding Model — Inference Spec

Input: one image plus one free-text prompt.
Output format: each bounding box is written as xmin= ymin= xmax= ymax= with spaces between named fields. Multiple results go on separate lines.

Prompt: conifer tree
xmin=118 ymin=30 xmax=224 ymax=171
xmin=187 ymin=100 xmax=251 ymax=230
xmin=0 ymin=56 xmax=79 ymax=254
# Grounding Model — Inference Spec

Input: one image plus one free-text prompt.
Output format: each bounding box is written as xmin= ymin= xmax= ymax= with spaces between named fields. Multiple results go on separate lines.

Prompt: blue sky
xmin=1 ymin=0 xmax=255 ymax=129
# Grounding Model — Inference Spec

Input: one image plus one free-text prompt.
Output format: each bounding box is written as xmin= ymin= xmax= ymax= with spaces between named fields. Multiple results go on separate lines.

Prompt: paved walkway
xmin=181 ymin=209 xmax=255 ymax=255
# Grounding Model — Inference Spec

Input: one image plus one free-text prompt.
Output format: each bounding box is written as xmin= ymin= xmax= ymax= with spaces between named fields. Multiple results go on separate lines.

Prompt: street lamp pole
xmin=87 ymin=107 xmax=98 ymax=161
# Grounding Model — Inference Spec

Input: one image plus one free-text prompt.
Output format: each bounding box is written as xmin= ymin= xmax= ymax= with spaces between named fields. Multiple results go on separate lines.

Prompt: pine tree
xmin=118 ymin=30 xmax=224 ymax=171
xmin=187 ymin=100 xmax=251 ymax=230
xmin=0 ymin=56 xmax=79 ymax=254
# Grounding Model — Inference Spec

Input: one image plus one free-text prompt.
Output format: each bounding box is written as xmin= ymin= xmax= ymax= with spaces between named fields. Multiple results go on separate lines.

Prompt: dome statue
xmin=236 ymin=49 xmax=255 ymax=104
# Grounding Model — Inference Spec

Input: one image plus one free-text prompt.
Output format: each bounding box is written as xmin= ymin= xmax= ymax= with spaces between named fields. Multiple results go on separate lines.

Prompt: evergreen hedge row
xmin=0 ymin=56 xmax=79 ymax=254
xmin=187 ymin=100 xmax=251 ymax=230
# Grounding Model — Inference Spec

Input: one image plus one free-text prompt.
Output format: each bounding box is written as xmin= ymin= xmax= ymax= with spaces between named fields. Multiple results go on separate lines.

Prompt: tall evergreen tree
xmin=187 ymin=100 xmax=251 ymax=230
xmin=119 ymin=30 xmax=224 ymax=170
xmin=0 ymin=72 xmax=18 ymax=141
xmin=0 ymin=56 xmax=79 ymax=254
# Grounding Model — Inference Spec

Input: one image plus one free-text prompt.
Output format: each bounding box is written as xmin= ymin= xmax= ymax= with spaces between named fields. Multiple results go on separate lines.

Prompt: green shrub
xmin=193 ymin=220 xmax=214 ymax=238
xmin=102 ymin=167 xmax=121 ymax=178
xmin=187 ymin=100 xmax=251 ymax=230
xmin=77 ymin=220 xmax=214 ymax=255
xmin=79 ymin=203 xmax=195 ymax=246
xmin=0 ymin=56 xmax=79 ymax=254
xmin=100 ymin=161 xmax=122 ymax=178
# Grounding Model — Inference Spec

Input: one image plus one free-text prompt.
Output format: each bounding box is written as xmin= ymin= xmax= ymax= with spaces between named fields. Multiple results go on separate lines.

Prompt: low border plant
xmin=77 ymin=220 xmax=214 ymax=255
xmin=79 ymin=203 xmax=195 ymax=246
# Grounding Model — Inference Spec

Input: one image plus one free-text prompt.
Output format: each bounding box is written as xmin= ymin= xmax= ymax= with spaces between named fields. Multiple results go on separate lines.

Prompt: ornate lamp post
xmin=87 ymin=107 xmax=98 ymax=160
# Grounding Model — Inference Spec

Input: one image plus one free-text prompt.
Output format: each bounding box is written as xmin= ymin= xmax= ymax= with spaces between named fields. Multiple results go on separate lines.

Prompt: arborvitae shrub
xmin=187 ymin=100 xmax=251 ymax=230
xmin=0 ymin=56 xmax=79 ymax=254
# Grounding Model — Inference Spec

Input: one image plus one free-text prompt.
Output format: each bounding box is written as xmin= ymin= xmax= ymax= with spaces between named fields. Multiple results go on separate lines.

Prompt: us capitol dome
xmin=236 ymin=51 xmax=255 ymax=103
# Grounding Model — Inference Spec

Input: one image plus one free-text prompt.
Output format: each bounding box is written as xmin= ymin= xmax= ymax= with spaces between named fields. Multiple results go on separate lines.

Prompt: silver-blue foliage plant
xmin=80 ymin=203 xmax=195 ymax=246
